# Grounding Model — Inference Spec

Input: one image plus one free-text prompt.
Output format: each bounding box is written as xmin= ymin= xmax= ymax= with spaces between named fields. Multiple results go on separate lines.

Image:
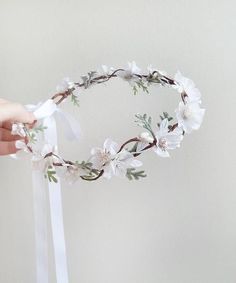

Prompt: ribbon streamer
xmin=32 ymin=99 xmax=73 ymax=283
xmin=44 ymin=115 xmax=69 ymax=283
xmin=32 ymin=170 xmax=49 ymax=283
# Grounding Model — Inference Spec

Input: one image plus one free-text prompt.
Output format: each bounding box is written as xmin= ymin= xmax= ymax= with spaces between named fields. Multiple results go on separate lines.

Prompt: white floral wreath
xmin=12 ymin=62 xmax=205 ymax=184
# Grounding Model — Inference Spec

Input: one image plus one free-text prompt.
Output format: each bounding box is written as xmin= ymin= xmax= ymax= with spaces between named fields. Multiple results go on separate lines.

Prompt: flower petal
xmin=153 ymin=146 xmax=170 ymax=158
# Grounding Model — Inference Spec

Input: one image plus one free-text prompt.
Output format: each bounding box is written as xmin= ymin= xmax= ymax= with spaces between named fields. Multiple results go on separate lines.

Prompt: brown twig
xmin=50 ymin=68 xmax=176 ymax=106
xmin=80 ymin=169 xmax=104 ymax=181
xmin=117 ymin=137 xmax=140 ymax=153
xmin=27 ymin=67 xmax=181 ymax=182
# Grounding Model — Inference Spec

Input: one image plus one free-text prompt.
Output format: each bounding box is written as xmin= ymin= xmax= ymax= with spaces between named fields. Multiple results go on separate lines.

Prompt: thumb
xmin=0 ymin=102 xmax=36 ymax=124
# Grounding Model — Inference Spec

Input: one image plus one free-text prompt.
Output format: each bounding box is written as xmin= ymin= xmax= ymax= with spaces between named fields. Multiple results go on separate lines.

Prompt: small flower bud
xmin=139 ymin=132 xmax=154 ymax=143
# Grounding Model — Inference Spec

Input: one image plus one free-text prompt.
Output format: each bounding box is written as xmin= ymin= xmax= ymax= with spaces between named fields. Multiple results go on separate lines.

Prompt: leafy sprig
xmin=71 ymin=94 xmax=80 ymax=107
xmin=126 ymin=168 xmax=147 ymax=180
xmin=45 ymin=166 xmax=58 ymax=183
xmin=75 ymin=160 xmax=93 ymax=171
xmin=26 ymin=124 xmax=47 ymax=144
xmin=76 ymin=160 xmax=101 ymax=181
xmin=135 ymin=113 xmax=153 ymax=135
xmin=160 ymin=111 xmax=173 ymax=122
xmin=132 ymin=80 xmax=149 ymax=95
xmin=158 ymin=112 xmax=174 ymax=128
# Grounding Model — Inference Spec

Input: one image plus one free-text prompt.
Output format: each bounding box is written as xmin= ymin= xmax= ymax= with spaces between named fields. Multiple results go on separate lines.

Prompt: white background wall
xmin=0 ymin=0 xmax=236 ymax=282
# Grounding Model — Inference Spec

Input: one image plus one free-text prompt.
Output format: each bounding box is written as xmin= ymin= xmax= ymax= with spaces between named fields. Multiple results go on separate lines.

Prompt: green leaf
xmin=131 ymin=80 xmax=150 ymax=95
xmin=134 ymin=113 xmax=154 ymax=135
xmin=132 ymin=85 xmax=138 ymax=95
xmin=148 ymin=116 xmax=152 ymax=125
xmin=126 ymin=168 xmax=147 ymax=181
xmin=159 ymin=112 xmax=173 ymax=122
xmin=163 ymin=112 xmax=168 ymax=118
xmin=33 ymin=124 xmax=47 ymax=133
xmin=46 ymin=168 xmax=58 ymax=183
xmin=75 ymin=160 xmax=100 ymax=176
xmin=71 ymin=94 xmax=80 ymax=107
xmin=26 ymin=124 xmax=47 ymax=144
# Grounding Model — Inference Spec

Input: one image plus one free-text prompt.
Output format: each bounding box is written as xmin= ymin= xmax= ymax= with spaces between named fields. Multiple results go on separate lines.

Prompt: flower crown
xmin=12 ymin=62 xmax=205 ymax=184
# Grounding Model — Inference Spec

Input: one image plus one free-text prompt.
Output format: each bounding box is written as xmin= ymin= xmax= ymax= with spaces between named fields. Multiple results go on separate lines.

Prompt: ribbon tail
xmin=48 ymin=179 xmax=69 ymax=283
xmin=32 ymin=169 xmax=49 ymax=283
xmin=30 ymin=99 xmax=69 ymax=283
xmin=43 ymin=116 xmax=69 ymax=283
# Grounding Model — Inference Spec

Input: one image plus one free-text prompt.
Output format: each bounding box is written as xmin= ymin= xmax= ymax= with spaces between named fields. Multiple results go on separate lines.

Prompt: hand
xmin=0 ymin=99 xmax=35 ymax=155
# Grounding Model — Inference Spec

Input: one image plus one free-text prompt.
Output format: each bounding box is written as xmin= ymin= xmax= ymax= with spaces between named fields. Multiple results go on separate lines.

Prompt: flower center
xmin=158 ymin=138 xmax=167 ymax=150
xmin=123 ymin=72 xmax=133 ymax=80
xmin=183 ymin=107 xmax=193 ymax=119
xmin=100 ymin=151 xmax=111 ymax=165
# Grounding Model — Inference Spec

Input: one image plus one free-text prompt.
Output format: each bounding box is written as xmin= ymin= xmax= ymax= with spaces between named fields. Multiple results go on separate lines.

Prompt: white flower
xmin=15 ymin=140 xmax=30 ymax=152
xmin=175 ymin=101 xmax=205 ymax=133
xmin=100 ymin=65 xmax=115 ymax=76
xmin=56 ymin=77 xmax=75 ymax=93
xmin=107 ymin=150 xmax=142 ymax=179
xmin=117 ymin=61 xmax=141 ymax=85
xmin=90 ymin=138 xmax=142 ymax=179
xmin=136 ymin=132 xmax=154 ymax=152
xmin=11 ymin=123 xmax=26 ymax=137
xmin=10 ymin=140 xmax=30 ymax=159
xmin=173 ymin=71 xmax=201 ymax=103
xmin=56 ymin=164 xmax=83 ymax=185
xmin=90 ymin=138 xmax=118 ymax=170
xmin=31 ymin=144 xmax=56 ymax=172
xmin=9 ymin=140 xmax=29 ymax=160
xmin=139 ymin=132 xmax=154 ymax=143
xmin=62 ymin=166 xmax=80 ymax=184
xmin=153 ymin=119 xmax=183 ymax=158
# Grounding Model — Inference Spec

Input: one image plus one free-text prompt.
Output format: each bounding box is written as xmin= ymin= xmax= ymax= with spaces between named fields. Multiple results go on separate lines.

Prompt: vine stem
xmin=27 ymin=67 xmax=180 ymax=182
xmin=80 ymin=169 xmax=104 ymax=181
xmin=50 ymin=68 xmax=176 ymax=106
xmin=133 ymin=140 xmax=157 ymax=157
xmin=118 ymin=137 xmax=140 ymax=153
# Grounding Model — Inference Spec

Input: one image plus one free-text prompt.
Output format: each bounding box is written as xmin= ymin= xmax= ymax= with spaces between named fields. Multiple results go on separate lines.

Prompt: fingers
xmin=0 ymin=140 xmax=19 ymax=156
xmin=0 ymin=121 xmax=12 ymax=130
xmin=0 ymin=128 xmax=21 ymax=141
xmin=0 ymin=99 xmax=35 ymax=155
xmin=0 ymin=102 xmax=36 ymax=124
xmin=11 ymin=103 xmax=36 ymax=123
xmin=0 ymin=127 xmax=26 ymax=156
xmin=1 ymin=120 xmax=36 ymax=130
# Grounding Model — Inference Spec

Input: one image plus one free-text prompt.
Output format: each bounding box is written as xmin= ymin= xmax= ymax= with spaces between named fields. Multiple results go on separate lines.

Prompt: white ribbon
xmin=31 ymin=99 xmax=79 ymax=283
xmin=43 ymin=115 xmax=69 ymax=283
xmin=32 ymin=170 xmax=49 ymax=283
xmin=28 ymin=99 xmax=82 ymax=141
